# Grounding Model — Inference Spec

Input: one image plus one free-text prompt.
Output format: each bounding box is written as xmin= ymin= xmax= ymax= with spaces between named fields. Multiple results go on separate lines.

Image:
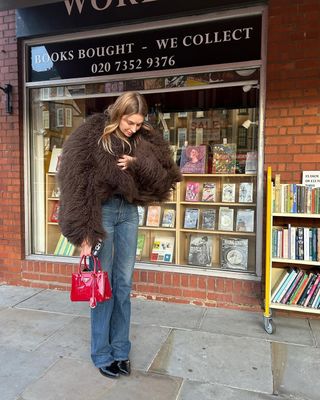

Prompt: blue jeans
xmin=90 ymin=196 xmax=139 ymax=368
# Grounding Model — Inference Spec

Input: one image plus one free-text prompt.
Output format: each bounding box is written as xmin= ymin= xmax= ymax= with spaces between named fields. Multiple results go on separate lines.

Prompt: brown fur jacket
xmin=57 ymin=113 xmax=182 ymax=246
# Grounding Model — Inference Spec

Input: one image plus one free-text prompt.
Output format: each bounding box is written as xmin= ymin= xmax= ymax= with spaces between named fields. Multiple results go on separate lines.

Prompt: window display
xmin=29 ymin=69 xmax=259 ymax=273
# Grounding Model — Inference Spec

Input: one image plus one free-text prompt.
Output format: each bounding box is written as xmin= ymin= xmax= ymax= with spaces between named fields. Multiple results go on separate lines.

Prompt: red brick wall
xmin=265 ymin=0 xmax=320 ymax=182
xmin=0 ymin=10 xmax=22 ymax=285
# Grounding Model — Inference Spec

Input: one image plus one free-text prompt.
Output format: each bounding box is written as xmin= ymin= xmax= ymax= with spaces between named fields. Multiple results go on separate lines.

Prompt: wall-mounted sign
xmin=28 ymin=15 xmax=261 ymax=82
xmin=17 ymin=0 xmax=265 ymax=38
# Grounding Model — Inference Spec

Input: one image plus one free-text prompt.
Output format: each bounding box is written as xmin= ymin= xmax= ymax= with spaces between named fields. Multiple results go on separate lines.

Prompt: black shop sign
xmin=28 ymin=15 xmax=261 ymax=82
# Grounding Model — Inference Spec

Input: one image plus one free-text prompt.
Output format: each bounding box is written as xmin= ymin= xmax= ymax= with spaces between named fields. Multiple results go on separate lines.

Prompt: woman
xmin=58 ymin=92 xmax=181 ymax=379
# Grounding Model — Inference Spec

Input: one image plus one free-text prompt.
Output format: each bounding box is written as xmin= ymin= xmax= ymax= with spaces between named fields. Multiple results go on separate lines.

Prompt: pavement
xmin=0 ymin=285 xmax=319 ymax=400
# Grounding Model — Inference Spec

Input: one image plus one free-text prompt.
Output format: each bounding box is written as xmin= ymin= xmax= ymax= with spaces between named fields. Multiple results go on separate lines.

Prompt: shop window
xmin=28 ymin=69 xmax=260 ymax=274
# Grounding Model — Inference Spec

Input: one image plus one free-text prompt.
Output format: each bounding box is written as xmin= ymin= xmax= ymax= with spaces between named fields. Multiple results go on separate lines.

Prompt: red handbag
xmin=70 ymin=255 xmax=112 ymax=308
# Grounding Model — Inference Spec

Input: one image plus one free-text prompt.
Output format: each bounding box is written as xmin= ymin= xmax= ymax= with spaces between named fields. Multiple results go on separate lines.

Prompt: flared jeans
xmin=90 ymin=196 xmax=139 ymax=368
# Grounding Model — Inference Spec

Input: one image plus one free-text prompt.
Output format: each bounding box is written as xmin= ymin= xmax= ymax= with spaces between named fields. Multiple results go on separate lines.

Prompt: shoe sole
xmin=99 ymin=368 xmax=120 ymax=379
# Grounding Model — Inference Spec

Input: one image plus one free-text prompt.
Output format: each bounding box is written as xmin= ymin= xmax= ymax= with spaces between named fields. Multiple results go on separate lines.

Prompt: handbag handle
xmin=79 ymin=255 xmax=102 ymax=273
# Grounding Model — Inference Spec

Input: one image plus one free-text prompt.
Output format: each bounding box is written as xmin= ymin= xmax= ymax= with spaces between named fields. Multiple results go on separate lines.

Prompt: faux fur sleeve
xmin=130 ymin=130 xmax=182 ymax=202
xmin=57 ymin=114 xmax=106 ymax=247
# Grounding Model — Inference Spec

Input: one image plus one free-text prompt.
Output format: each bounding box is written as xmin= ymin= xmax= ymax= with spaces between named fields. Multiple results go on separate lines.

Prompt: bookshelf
xmin=264 ymin=167 xmax=320 ymax=334
xmin=45 ymin=172 xmax=258 ymax=272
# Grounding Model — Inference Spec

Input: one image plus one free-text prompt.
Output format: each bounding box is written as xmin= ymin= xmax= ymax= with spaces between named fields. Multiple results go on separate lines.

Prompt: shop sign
xmin=28 ymin=15 xmax=261 ymax=82
xmin=17 ymin=0 xmax=263 ymax=38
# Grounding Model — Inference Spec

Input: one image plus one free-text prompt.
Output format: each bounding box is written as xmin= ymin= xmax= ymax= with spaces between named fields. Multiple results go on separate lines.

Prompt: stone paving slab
xmin=20 ymin=358 xmax=115 ymax=400
xmin=201 ymin=308 xmax=314 ymax=346
xmin=131 ymin=298 xmax=205 ymax=329
xmin=272 ymin=341 xmax=320 ymax=400
xmin=34 ymin=316 xmax=170 ymax=372
xmin=150 ymin=329 xmax=273 ymax=394
xmin=0 ymin=285 xmax=43 ymax=307
xmin=15 ymin=289 xmax=90 ymax=317
xmin=178 ymin=380 xmax=281 ymax=400
xmin=20 ymin=357 xmax=182 ymax=400
xmin=0 ymin=308 xmax=74 ymax=351
xmin=0 ymin=346 xmax=57 ymax=400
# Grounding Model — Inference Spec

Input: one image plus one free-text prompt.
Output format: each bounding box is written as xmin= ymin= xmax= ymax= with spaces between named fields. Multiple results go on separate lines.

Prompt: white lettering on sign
xmin=179 ymin=27 xmax=254 ymax=48
xmin=64 ymin=0 xmax=157 ymax=15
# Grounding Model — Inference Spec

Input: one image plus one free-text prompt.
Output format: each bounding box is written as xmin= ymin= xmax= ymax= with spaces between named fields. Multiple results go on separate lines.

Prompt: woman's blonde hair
xmin=100 ymin=91 xmax=151 ymax=154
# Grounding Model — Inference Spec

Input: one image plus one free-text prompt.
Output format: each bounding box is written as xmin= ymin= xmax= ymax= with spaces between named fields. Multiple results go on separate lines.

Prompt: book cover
xmin=304 ymin=274 xmax=320 ymax=306
xmin=183 ymin=208 xmax=200 ymax=229
xmin=271 ymin=270 xmax=290 ymax=302
xmin=239 ymin=182 xmax=253 ymax=203
xmin=298 ymin=273 xmax=317 ymax=305
xmin=180 ymin=145 xmax=207 ymax=174
xmin=188 ymin=235 xmax=212 ymax=267
xmin=201 ymin=209 xmax=216 ymax=230
xmin=236 ymin=209 xmax=255 ymax=232
xmin=218 ymin=207 xmax=234 ymax=231
xmin=54 ymin=234 xmax=75 ymax=256
xmin=275 ymin=269 xmax=298 ymax=303
xmin=50 ymin=201 xmax=60 ymax=223
xmin=136 ymin=234 xmax=145 ymax=261
xmin=161 ymin=208 xmax=176 ymax=228
xmin=137 ymin=206 xmax=146 ymax=226
xmin=281 ymin=270 xmax=304 ymax=304
xmin=288 ymin=272 xmax=308 ymax=304
xmin=212 ymin=143 xmax=237 ymax=174
xmin=291 ymin=273 xmax=311 ymax=305
xmin=48 ymin=147 xmax=63 ymax=173
xmin=185 ymin=181 xmax=201 ymax=202
xmin=220 ymin=237 xmax=248 ymax=270
xmin=245 ymin=151 xmax=257 ymax=174
xmin=201 ymin=183 xmax=216 ymax=202
xmin=146 ymin=205 xmax=162 ymax=227
xmin=222 ymin=183 xmax=236 ymax=203
xmin=150 ymin=236 xmax=175 ymax=263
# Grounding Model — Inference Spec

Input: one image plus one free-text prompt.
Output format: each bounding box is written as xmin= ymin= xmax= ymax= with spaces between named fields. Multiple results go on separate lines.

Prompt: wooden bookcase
xmin=45 ymin=172 xmax=258 ymax=271
xmin=264 ymin=167 xmax=320 ymax=334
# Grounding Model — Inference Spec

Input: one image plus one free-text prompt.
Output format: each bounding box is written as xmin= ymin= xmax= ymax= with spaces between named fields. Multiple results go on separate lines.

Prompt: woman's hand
xmin=80 ymin=239 xmax=92 ymax=257
xmin=117 ymin=155 xmax=136 ymax=170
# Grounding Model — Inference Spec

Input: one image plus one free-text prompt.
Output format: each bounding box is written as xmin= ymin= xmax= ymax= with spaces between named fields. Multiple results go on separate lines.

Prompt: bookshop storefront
xmin=18 ymin=0 xmax=267 ymax=308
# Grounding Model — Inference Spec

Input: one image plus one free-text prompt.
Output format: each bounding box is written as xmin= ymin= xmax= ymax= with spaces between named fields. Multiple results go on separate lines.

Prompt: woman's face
xmin=119 ymin=113 xmax=144 ymax=138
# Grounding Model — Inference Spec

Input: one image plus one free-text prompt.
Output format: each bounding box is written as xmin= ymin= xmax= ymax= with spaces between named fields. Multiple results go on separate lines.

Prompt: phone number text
xmin=91 ymin=56 xmax=175 ymax=74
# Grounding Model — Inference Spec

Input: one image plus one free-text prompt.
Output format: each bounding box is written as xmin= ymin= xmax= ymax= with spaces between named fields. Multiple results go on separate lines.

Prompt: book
xmin=281 ymin=270 xmax=304 ymax=304
xmin=161 ymin=208 xmax=176 ymax=228
xmin=184 ymin=208 xmax=200 ymax=229
xmin=275 ymin=269 xmax=298 ymax=303
xmin=245 ymin=151 xmax=257 ymax=174
xmin=50 ymin=201 xmax=60 ymax=223
xmin=212 ymin=143 xmax=237 ymax=174
xmin=291 ymin=273 xmax=310 ymax=305
xmin=271 ymin=270 xmax=290 ymax=302
xmin=146 ymin=205 xmax=161 ymax=227
xmin=222 ymin=183 xmax=236 ymax=203
xmin=54 ymin=234 xmax=75 ymax=256
xmin=150 ymin=236 xmax=175 ymax=263
xmin=201 ymin=209 xmax=216 ymax=230
xmin=288 ymin=272 xmax=308 ymax=304
xmin=297 ymin=273 xmax=317 ymax=305
xmin=185 ymin=181 xmax=201 ymax=201
xmin=201 ymin=183 xmax=216 ymax=202
xmin=48 ymin=147 xmax=63 ymax=173
xmin=235 ymin=209 xmax=255 ymax=232
xmin=220 ymin=237 xmax=248 ymax=270
xmin=218 ymin=207 xmax=234 ymax=231
xmin=188 ymin=235 xmax=212 ymax=266
xmin=239 ymin=182 xmax=253 ymax=203
xmin=303 ymin=274 xmax=320 ymax=306
xmin=136 ymin=234 xmax=146 ymax=261
xmin=137 ymin=206 xmax=146 ymax=226
xmin=180 ymin=145 xmax=207 ymax=174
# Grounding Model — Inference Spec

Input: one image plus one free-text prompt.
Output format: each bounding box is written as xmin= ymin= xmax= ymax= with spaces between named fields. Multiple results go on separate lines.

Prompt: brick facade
xmin=0 ymin=1 xmax=319 ymax=311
